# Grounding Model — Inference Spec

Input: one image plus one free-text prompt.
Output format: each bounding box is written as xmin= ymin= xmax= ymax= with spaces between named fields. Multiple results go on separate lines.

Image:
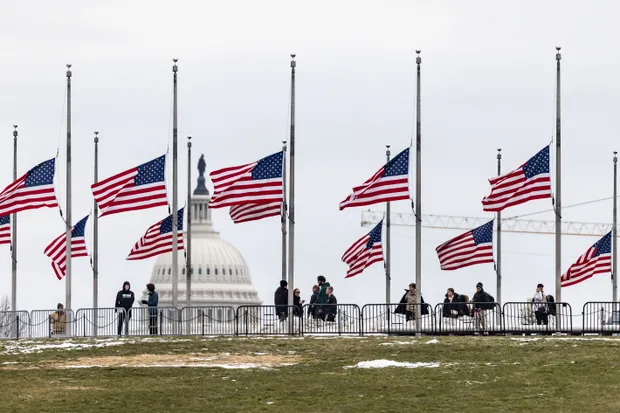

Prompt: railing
xmin=0 ymin=302 xmax=616 ymax=339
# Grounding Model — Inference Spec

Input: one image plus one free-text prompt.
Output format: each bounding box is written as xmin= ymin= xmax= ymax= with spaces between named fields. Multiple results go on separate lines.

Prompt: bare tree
xmin=0 ymin=296 xmax=27 ymax=338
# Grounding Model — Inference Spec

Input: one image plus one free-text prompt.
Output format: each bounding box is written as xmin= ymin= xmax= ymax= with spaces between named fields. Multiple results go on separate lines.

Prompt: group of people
xmin=274 ymin=275 xmax=338 ymax=322
xmin=49 ymin=282 xmax=160 ymax=336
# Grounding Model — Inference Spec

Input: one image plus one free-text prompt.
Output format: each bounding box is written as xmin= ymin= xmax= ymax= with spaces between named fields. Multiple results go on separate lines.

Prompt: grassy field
xmin=1 ymin=335 xmax=619 ymax=413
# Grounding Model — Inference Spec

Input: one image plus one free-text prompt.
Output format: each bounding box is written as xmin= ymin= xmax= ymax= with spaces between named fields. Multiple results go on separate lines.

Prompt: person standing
xmin=274 ymin=280 xmax=289 ymax=321
xmin=115 ymin=281 xmax=135 ymax=336
xmin=141 ymin=283 xmax=159 ymax=335
xmin=308 ymin=285 xmax=319 ymax=318
xmin=315 ymin=276 xmax=331 ymax=320
xmin=532 ymin=283 xmax=548 ymax=326
xmin=324 ymin=286 xmax=338 ymax=322
xmin=472 ymin=282 xmax=492 ymax=332
xmin=293 ymin=288 xmax=304 ymax=317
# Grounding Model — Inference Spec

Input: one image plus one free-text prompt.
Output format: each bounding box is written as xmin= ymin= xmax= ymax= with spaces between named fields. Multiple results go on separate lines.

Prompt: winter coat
xmin=472 ymin=288 xmax=492 ymax=310
xmin=442 ymin=293 xmax=469 ymax=317
xmin=532 ymin=291 xmax=547 ymax=313
xmin=274 ymin=286 xmax=288 ymax=315
xmin=395 ymin=290 xmax=430 ymax=315
xmin=146 ymin=291 xmax=159 ymax=316
xmin=115 ymin=282 xmax=135 ymax=317
xmin=315 ymin=282 xmax=331 ymax=305
xmin=308 ymin=292 xmax=319 ymax=317
xmin=324 ymin=294 xmax=338 ymax=321
xmin=293 ymin=295 xmax=303 ymax=317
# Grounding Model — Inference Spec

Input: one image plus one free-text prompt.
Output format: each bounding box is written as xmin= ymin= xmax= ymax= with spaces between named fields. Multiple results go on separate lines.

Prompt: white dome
xmin=144 ymin=159 xmax=262 ymax=308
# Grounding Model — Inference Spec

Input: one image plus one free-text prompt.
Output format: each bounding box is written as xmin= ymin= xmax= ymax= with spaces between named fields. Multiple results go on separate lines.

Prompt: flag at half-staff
xmin=436 ymin=220 xmax=494 ymax=271
xmin=342 ymin=219 xmax=384 ymax=278
xmin=91 ymin=155 xmax=168 ymax=217
xmin=0 ymin=158 xmax=58 ymax=217
xmin=208 ymin=151 xmax=284 ymax=214
xmin=44 ymin=215 xmax=89 ymax=280
xmin=127 ymin=208 xmax=184 ymax=260
xmin=0 ymin=216 xmax=10 ymax=245
xmin=339 ymin=148 xmax=410 ymax=210
xmin=561 ymin=232 xmax=612 ymax=287
xmin=482 ymin=145 xmax=552 ymax=212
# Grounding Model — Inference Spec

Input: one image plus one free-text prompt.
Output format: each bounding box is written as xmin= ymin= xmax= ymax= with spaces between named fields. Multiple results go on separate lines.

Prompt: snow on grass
xmin=2 ymin=340 xmax=127 ymax=354
xmin=345 ymin=360 xmax=441 ymax=369
xmin=61 ymin=362 xmax=298 ymax=369
xmin=379 ymin=341 xmax=416 ymax=346
xmin=426 ymin=339 xmax=439 ymax=344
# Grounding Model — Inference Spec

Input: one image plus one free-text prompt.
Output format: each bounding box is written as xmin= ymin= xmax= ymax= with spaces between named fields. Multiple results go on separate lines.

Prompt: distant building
xmin=144 ymin=154 xmax=262 ymax=311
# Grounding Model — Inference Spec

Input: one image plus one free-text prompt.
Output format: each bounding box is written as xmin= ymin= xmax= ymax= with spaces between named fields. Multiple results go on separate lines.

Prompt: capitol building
xmin=146 ymin=155 xmax=262 ymax=311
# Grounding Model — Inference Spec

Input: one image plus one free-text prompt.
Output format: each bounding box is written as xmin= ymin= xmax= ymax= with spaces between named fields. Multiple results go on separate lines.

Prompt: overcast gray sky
xmin=0 ymin=0 xmax=619 ymax=313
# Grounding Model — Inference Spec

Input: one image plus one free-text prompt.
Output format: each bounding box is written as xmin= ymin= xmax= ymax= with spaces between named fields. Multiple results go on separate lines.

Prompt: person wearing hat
xmin=472 ymin=282 xmax=493 ymax=332
xmin=532 ymin=283 xmax=548 ymax=326
xmin=274 ymin=280 xmax=289 ymax=321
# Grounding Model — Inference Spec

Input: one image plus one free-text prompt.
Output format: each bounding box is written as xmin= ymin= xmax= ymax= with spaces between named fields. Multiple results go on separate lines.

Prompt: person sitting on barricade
xmin=49 ymin=303 xmax=66 ymax=336
xmin=394 ymin=283 xmax=430 ymax=322
xmin=442 ymin=288 xmax=469 ymax=319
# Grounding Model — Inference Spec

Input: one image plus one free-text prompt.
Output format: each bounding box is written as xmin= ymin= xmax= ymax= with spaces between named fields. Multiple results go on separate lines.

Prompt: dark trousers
xmin=149 ymin=313 xmax=158 ymax=335
xmin=117 ymin=312 xmax=127 ymax=336
xmin=535 ymin=310 xmax=548 ymax=325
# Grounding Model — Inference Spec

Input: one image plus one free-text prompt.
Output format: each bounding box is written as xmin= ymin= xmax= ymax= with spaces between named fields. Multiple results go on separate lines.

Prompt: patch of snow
xmin=511 ymin=338 xmax=540 ymax=342
xmin=2 ymin=340 xmax=126 ymax=354
xmin=379 ymin=341 xmax=416 ymax=346
xmin=1 ymin=361 xmax=19 ymax=365
xmin=426 ymin=339 xmax=439 ymax=344
xmin=345 ymin=360 xmax=440 ymax=369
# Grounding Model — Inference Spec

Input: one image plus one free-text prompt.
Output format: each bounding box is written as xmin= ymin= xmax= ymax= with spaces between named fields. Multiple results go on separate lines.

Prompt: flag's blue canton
xmin=251 ymin=151 xmax=283 ymax=180
xmin=523 ymin=146 xmax=550 ymax=179
xmin=472 ymin=221 xmax=493 ymax=245
xmin=24 ymin=159 xmax=55 ymax=187
xmin=135 ymin=155 xmax=166 ymax=186
xmin=159 ymin=208 xmax=185 ymax=234
xmin=366 ymin=219 xmax=383 ymax=248
xmin=593 ymin=232 xmax=612 ymax=256
xmin=0 ymin=215 xmax=10 ymax=225
xmin=383 ymin=148 xmax=409 ymax=177
xmin=71 ymin=215 xmax=89 ymax=238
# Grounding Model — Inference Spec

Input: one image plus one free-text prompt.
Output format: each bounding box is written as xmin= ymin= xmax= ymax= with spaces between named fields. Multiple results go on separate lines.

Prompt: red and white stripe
xmin=341 ymin=234 xmax=383 ymax=279
xmin=0 ymin=174 xmax=58 ymax=217
xmin=127 ymin=222 xmax=184 ymax=261
xmin=0 ymin=220 xmax=10 ymax=245
xmin=561 ymin=248 xmax=611 ymax=288
xmin=229 ymin=202 xmax=282 ymax=224
xmin=44 ymin=233 xmax=88 ymax=280
xmin=436 ymin=231 xmax=493 ymax=271
xmin=339 ymin=169 xmax=409 ymax=210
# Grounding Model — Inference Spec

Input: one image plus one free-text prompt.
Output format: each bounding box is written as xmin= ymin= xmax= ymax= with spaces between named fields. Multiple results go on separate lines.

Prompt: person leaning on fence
xmin=394 ymin=283 xmax=430 ymax=322
xmin=532 ymin=283 xmax=549 ymax=326
xmin=472 ymin=282 xmax=494 ymax=333
xmin=49 ymin=303 xmax=66 ymax=335
xmin=308 ymin=284 xmax=320 ymax=318
xmin=315 ymin=275 xmax=331 ymax=320
xmin=115 ymin=281 xmax=135 ymax=337
xmin=140 ymin=283 xmax=159 ymax=335
xmin=274 ymin=280 xmax=289 ymax=321
xmin=443 ymin=288 xmax=469 ymax=318
xmin=324 ymin=286 xmax=338 ymax=322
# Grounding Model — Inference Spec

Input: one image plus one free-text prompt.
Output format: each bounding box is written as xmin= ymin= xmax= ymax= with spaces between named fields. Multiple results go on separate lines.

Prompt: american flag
xmin=482 ymin=145 xmax=552 ymax=212
xmin=436 ymin=220 xmax=494 ymax=271
xmin=92 ymin=155 xmax=168 ymax=217
xmin=0 ymin=158 xmax=58 ymax=217
xmin=561 ymin=232 xmax=612 ymax=287
xmin=339 ymin=148 xmax=410 ymax=210
xmin=127 ymin=208 xmax=184 ymax=260
xmin=0 ymin=215 xmax=10 ymax=245
xmin=229 ymin=202 xmax=282 ymax=224
xmin=342 ymin=220 xmax=384 ymax=278
xmin=44 ymin=215 xmax=89 ymax=280
xmin=209 ymin=151 xmax=283 ymax=209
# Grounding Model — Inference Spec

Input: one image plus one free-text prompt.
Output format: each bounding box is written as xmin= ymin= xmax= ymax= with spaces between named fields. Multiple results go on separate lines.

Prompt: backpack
xmin=546 ymin=294 xmax=556 ymax=316
xmin=485 ymin=294 xmax=495 ymax=310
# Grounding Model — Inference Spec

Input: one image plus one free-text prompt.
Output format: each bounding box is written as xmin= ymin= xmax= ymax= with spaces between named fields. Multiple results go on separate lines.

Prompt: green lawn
xmin=1 ymin=335 xmax=618 ymax=413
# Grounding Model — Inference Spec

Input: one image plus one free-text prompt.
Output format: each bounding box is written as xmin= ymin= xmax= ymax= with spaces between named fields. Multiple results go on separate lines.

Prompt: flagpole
xmin=496 ymin=148 xmax=502 ymax=322
xmin=415 ymin=50 xmax=422 ymax=334
xmin=287 ymin=54 xmax=296 ymax=330
xmin=93 ymin=131 xmax=99 ymax=335
xmin=171 ymin=58 xmax=179 ymax=310
xmin=385 ymin=145 xmax=391 ymax=307
xmin=186 ymin=136 xmax=192 ymax=308
xmin=65 ymin=63 xmax=72 ymax=312
xmin=11 ymin=125 xmax=17 ymax=312
xmin=554 ymin=47 xmax=562 ymax=327
xmin=281 ymin=140 xmax=288 ymax=282
xmin=613 ymin=151 xmax=617 ymax=303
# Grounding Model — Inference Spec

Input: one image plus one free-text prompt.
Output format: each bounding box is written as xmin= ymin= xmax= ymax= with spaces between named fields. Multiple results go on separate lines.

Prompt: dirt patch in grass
xmin=4 ymin=352 xmax=302 ymax=369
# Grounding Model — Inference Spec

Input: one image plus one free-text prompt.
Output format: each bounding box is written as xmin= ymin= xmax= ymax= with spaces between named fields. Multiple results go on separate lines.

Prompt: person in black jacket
xmin=472 ymin=282 xmax=492 ymax=331
xmin=442 ymin=288 xmax=469 ymax=318
xmin=324 ymin=286 xmax=338 ymax=322
xmin=308 ymin=285 xmax=319 ymax=318
xmin=293 ymin=288 xmax=304 ymax=317
xmin=274 ymin=280 xmax=289 ymax=321
xmin=115 ymin=281 xmax=135 ymax=336
xmin=394 ymin=283 xmax=430 ymax=321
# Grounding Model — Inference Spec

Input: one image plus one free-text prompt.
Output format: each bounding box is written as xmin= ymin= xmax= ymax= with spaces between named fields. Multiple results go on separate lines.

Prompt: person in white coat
xmin=532 ymin=283 xmax=548 ymax=326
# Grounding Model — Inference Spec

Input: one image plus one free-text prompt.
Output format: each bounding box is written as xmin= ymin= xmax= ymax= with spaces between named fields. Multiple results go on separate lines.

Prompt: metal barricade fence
xmin=302 ymin=304 xmax=361 ymax=335
xmin=75 ymin=308 xmax=123 ymax=337
xmin=180 ymin=306 xmax=236 ymax=336
xmin=236 ymin=305 xmax=301 ymax=336
xmin=0 ymin=311 xmax=30 ymax=339
xmin=503 ymin=302 xmax=573 ymax=334
xmin=30 ymin=309 xmax=76 ymax=338
xmin=582 ymin=302 xmax=620 ymax=334
xmin=361 ymin=304 xmax=434 ymax=335
xmin=125 ymin=307 xmax=180 ymax=336
xmin=435 ymin=303 xmax=502 ymax=335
